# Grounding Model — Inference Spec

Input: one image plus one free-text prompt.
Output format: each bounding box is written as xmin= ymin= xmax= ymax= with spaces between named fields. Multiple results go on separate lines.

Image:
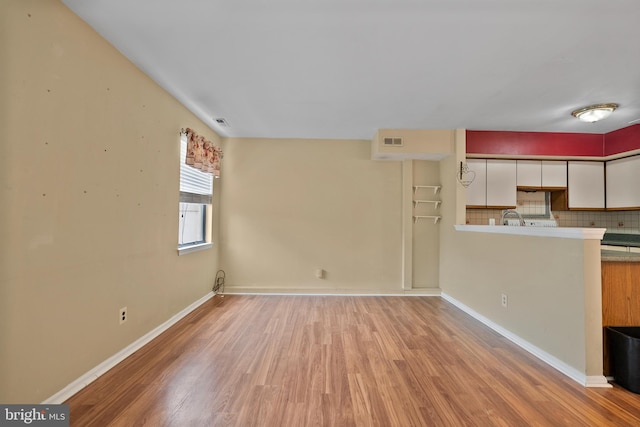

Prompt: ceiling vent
xmin=214 ymin=118 xmax=229 ymax=127
xmin=383 ymin=137 xmax=403 ymax=146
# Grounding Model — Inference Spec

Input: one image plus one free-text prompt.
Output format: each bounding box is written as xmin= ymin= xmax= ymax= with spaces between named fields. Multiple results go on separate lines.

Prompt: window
xmin=178 ymin=134 xmax=213 ymax=255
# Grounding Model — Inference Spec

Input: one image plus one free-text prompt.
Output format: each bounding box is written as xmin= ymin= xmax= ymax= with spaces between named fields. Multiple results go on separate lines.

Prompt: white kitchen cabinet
xmin=516 ymin=160 xmax=567 ymax=188
xmin=516 ymin=160 xmax=542 ymax=187
xmin=541 ymin=161 xmax=567 ymax=187
xmin=568 ymin=161 xmax=605 ymax=209
xmin=465 ymin=159 xmax=487 ymax=207
xmin=486 ymin=159 xmax=516 ymax=207
xmin=606 ymin=155 xmax=640 ymax=209
xmin=466 ymin=159 xmax=516 ymax=207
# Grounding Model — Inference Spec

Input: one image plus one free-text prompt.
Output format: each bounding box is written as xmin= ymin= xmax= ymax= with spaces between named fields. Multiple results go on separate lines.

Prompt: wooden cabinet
xmin=465 ymin=159 xmax=487 ymax=207
xmin=568 ymin=161 xmax=605 ymax=209
xmin=486 ymin=160 xmax=516 ymax=208
xmin=601 ymin=261 xmax=640 ymax=375
xmin=466 ymin=159 xmax=516 ymax=208
xmin=606 ymin=155 xmax=640 ymax=209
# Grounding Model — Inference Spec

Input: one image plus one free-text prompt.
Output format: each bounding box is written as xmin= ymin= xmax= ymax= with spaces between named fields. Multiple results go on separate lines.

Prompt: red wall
xmin=467 ymin=125 xmax=640 ymax=157
xmin=605 ymin=125 xmax=640 ymax=156
xmin=466 ymin=130 xmax=604 ymax=157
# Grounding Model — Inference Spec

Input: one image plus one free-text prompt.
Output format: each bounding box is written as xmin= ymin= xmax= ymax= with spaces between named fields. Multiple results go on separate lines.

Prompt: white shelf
xmin=413 ymin=185 xmax=442 ymax=225
xmin=413 ymin=215 xmax=441 ymax=224
xmin=413 ymin=185 xmax=441 ymax=195
xmin=413 ymin=200 xmax=441 ymax=209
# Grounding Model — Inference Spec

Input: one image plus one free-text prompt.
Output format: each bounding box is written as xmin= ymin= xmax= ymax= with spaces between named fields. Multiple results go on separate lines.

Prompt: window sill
xmin=177 ymin=243 xmax=213 ymax=256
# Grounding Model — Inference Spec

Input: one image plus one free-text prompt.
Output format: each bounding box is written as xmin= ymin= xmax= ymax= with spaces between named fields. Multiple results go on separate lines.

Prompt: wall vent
xmin=214 ymin=118 xmax=229 ymax=127
xmin=383 ymin=137 xmax=403 ymax=146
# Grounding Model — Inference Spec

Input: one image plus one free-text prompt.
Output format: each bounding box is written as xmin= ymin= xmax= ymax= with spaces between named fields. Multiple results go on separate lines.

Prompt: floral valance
xmin=184 ymin=128 xmax=223 ymax=178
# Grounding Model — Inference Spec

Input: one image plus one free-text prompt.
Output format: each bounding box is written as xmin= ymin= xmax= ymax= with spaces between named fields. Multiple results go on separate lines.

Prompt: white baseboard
xmin=441 ymin=293 xmax=611 ymax=389
xmin=224 ymin=287 xmax=441 ymax=296
xmin=42 ymin=292 xmax=215 ymax=404
xmin=586 ymin=376 xmax=613 ymax=388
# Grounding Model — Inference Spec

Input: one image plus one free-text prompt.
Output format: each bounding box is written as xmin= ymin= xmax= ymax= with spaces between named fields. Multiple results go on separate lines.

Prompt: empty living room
xmin=3 ymin=0 xmax=640 ymax=426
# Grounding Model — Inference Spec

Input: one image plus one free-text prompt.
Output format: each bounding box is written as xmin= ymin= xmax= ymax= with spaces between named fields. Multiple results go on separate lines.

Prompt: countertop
xmin=601 ymin=233 xmax=640 ymax=262
xmin=457 ymin=225 xmax=640 ymax=261
xmin=455 ymin=225 xmax=606 ymax=240
xmin=601 ymin=232 xmax=640 ymax=248
xmin=601 ymin=250 xmax=640 ymax=262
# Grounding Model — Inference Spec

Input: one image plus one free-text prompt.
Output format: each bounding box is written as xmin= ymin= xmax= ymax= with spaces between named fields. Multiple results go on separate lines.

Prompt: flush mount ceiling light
xmin=571 ymin=103 xmax=619 ymax=123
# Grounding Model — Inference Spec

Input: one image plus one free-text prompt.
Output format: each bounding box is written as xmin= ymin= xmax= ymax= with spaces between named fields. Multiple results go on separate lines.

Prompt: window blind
xmin=180 ymin=136 xmax=213 ymax=203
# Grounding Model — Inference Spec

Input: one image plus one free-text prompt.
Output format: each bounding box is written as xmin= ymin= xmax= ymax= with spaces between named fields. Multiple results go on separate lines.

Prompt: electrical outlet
xmin=501 ymin=294 xmax=508 ymax=308
xmin=119 ymin=307 xmax=128 ymax=324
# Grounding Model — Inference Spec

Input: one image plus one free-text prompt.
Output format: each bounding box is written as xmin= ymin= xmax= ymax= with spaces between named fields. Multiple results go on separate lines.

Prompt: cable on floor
xmin=214 ymin=269 xmax=225 ymax=296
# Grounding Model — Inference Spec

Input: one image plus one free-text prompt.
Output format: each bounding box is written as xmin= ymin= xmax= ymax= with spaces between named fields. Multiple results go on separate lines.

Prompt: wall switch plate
xmin=119 ymin=307 xmax=128 ymax=324
xmin=501 ymin=294 xmax=508 ymax=308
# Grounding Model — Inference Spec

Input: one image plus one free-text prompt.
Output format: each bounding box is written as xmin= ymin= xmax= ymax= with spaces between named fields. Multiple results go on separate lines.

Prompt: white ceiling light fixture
xmin=571 ymin=103 xmax=619 ymax=123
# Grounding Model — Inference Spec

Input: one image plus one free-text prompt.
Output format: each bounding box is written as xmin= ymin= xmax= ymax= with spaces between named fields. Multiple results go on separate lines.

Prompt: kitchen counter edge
xmin=454 ymin=225 xmax=606 ymax=240
xmin=601 ymin=250 xmax=640 ymax=262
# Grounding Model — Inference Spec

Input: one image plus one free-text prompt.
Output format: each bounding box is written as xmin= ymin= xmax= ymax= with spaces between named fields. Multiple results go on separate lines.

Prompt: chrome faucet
xmin=501 ymin=209 xmax=525 ymax=226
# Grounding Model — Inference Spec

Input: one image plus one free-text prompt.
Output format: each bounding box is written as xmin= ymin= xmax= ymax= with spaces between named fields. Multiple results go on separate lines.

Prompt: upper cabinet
xmin=467 ymin=157 xmax=640 ymax=211
xmin=486 ymin=160 xmax=516 ymax=208
xmin=568 ymin=161 xmax=605 ymax=209
xmin=466 ymin=159 xmax=487 ymax=207
xmin=516 ymin=160 xmax=541 ymax=187
xmin=466 ymin=159 xmax=516 ymax=208
xmin=606 ymin=155 xmax=640 ymax=209
xmin=541 ymin=161 xmax=567 ymax=187
xmin=516 ymin=160 xmax=567 ymax=188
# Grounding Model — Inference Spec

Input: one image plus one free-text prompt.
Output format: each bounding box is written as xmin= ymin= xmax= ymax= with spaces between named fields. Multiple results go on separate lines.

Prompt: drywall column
xmin=584 ymin=239 xmax=606 ymax=385
xmin=454 ymin=129 xmax=467 ymax=225
xmin=402 ymin=160 xmax=413 ymax=289
xmin=411 ymin=161 xmax=441 ymax=289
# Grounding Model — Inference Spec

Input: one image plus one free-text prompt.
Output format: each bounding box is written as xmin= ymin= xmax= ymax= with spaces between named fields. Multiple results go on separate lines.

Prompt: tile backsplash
xmin=552 ymin=210 xmax=640 ymax=233
xmin=515 ymin=190 xmax=547 ymax=217
xmin=466 ymin=208 xmax=640 ymax=233
xmin=466 ymin=190 xmax=640 ymax=233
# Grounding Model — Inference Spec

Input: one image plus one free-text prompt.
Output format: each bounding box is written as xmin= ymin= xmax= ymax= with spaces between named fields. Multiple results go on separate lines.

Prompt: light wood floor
xmin=66 ymin=295 xmax=640 ymax=426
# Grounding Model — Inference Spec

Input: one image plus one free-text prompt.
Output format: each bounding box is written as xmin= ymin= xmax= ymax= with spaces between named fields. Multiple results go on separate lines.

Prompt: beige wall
xmin=220 ymin=138 xmax=406 ymax=293
xmin=0 ymin=1 xmax=220 ymax=403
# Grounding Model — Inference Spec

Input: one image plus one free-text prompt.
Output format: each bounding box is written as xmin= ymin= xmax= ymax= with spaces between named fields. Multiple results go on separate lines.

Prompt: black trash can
xmin=607 ymin=326 xmax=640 ymax=394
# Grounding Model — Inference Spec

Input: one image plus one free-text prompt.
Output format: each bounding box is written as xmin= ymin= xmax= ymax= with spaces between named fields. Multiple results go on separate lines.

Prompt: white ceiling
xmin=62 ymin=0 xmax=640 ymax=140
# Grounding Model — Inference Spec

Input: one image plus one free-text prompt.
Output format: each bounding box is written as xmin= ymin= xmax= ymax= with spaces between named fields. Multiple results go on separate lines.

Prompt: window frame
xmin=177 ymin=134 xmax=214 ymax=255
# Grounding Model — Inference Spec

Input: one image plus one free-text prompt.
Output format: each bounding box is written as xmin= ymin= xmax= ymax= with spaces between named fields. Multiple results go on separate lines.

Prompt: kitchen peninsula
xmin=441 ymin=221 xmax=608 ymax=388
xmin=456 ymin=127 xmax=640 ymax=387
